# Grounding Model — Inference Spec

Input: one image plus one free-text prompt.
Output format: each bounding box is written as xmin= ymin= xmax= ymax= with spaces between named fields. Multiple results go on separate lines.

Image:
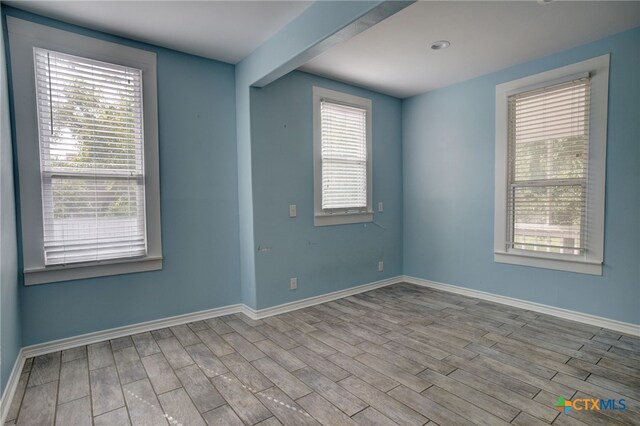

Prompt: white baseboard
xmin=3 ymin=273 xmax=637 ymax=422
xmin=0 ymin=275 xmax=403 ymax=422
xmin=403 ymin=275 xmax=640 ymax=337
xmin=0 ymin=348 xmax=26 ymax=424
xmin=21 ymin=275 xmax=403 ymax=361
xmin=243 ymin=276 xmax=404 ymax=320
xmin=22 ymin=304 xmax=245 ymax=359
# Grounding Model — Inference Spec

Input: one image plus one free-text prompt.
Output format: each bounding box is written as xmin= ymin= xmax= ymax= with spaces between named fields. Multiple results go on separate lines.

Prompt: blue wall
xmin=403 ymin=27 xmax=640 ymax=325
xmin=0 ymin=11 xmax=21 ymax=394
xmin=250 ymin=72 xmax=403 ymax=309
xmin=3 ymin=8 xmax=242 ymax=345
xmin=2 ymin=5 xmax=638 ymax=357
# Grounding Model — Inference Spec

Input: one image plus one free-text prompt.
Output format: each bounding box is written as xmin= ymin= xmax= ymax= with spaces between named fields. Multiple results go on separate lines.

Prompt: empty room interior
xmin=0 ymin=0 xmax=639 ymax=425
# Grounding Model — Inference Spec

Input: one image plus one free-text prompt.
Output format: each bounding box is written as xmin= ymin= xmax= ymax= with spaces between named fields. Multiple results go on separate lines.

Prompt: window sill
xmin=494 ymin=251 xmax=602 ymax=276
xmin=314 ymin=211 xmax=373 ymax=227
xmin=24 ymin=256 xmax=163 ymax=285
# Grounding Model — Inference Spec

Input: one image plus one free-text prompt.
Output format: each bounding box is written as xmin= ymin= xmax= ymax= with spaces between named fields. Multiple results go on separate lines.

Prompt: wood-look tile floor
xmin=5 ymin=283 xmax=640 ymax=426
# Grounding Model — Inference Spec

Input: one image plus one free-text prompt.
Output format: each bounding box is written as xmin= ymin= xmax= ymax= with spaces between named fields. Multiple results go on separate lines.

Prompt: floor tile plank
xmin=293 ymin=366 xmax=367 ymax=416
xmin=94 ymin=406 xmax=131 ymax=426
xmin=175 ymin=364 xmax=226 ymax=413
xmin=140 ymin=353 xmax=181 ymax=395
xmin=252 ymin=357 xmax=312 ymax=400
xmin=220 ymin=352 xmax=274 ymax=392
xmin=202 ymin=405 xmax=244 ymax=426
xmin=55 ymin=395 xmax=92 ymax=426
xmin=158 ymin=388 xmax=206 ymax=426
xmin=113 ymin=346 xmax=148 ymax=385
xmin=27 ymin=352 xmax=60 ymax=387
xmin=157 ymin=337 xmax=195 ymax=370
xmin=122 ymin=378 xmax=168 ymax=426
xmin=339 ymin=377 xmax=427 ymax=426
xmin=90 ymin=365 xmax=125 ymax=416
xmin=352 ymin=407 xmax=399 ymax=426
xmin=297 ymin=392 xmax=359 ymax=426
xmin=58 ymin=357 xmax=90 ymax=404
xmin=17 ymin=381 xmax=57 ymax=426
xmin=222 ymin=332 xmax=266 ymax=361
xmin=88 ymin=342 xmax=114 ymax=371
xmin=211 ymin=373 xmax=272 ymax=425
xmin=255 ymin=387 xmax=320 ymax=426
xmin=131 ymin=332 xmax=161 ymax=357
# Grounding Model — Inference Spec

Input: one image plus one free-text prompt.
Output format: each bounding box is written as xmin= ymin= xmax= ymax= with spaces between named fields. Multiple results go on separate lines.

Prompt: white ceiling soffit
xmin=301 ymin=1 xmax=640 ymax=98
xmin=2 ymin=0 xmax=312 ymax=64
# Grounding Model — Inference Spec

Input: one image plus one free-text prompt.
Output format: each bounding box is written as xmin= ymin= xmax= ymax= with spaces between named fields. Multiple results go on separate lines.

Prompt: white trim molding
xmin=494 ymin=55 xmax=609 ymax=276
xmin=0 ymin=349 xmax=26 ymax=425
xmin=313 ymin=86 xmax=373 ymax=227
xmin=242 ymin=276 xmax=403 ymax=320
xmin=403 ymin=275 xmax=640 ymax=337
xmin=2 ymin=273 xmax=639 ymax=422
xmin=22 ymin=304 xmax=243 ymax=359
xmin=7 ymin=16 xmax=163 ymax=285
xmin=21 ymin=275 xmax=403 ymax=360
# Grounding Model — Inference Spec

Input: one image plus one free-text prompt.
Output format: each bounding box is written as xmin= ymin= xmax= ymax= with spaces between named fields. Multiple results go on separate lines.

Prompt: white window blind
xmin=320 ymin=100 xmax=368 ymax=211
xmin=34 ymin=48 xmax=147 ymax=265
xmin=507 ymin=76 xmax=591 ymax=255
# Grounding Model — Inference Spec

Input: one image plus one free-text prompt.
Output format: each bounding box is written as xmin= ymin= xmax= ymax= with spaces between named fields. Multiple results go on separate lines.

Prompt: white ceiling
xmin=301 ymin=1 xmax=640 ymax=98
xmin=2 ymin=0 xmax=311 ymax=64
xmin=4 ymin=1 xmax=639 ymax=98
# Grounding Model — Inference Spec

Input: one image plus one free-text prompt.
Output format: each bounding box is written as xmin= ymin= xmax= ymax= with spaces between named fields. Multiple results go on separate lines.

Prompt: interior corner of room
xmin=0 ymin=1 xmax=638 ymax=424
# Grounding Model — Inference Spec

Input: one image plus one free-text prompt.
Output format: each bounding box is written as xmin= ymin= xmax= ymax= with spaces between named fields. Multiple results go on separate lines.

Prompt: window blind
xmin=320 ymin=100 xmax=368 ymax=211
xmin=34 ymin=48 xmax=147 ymax=265
xmin=507 ymin=76 xmax=590 ymax=255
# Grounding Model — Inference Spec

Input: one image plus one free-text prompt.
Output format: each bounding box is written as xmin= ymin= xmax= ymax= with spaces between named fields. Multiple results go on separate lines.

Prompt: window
xmin=35 ymin=49 xmax=146 ymax=265
xmin=494 ymin=55 xmax=609 ymax=275
xmin=8 ymin=17 xmax=162 ymax=284
xmin=313 ymin=87 xmax=372 ymax=226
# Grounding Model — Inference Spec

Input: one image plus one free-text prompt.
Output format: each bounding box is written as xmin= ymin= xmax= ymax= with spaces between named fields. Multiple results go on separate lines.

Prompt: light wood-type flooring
xmin=5 ymin=283 xmax=640 ymax=425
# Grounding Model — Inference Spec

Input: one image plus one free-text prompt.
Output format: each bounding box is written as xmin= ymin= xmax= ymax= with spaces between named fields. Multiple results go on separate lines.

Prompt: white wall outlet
xmin=290 ymin=277 xmax=298 ymax=290
xmin=378 ymin=261 xmax=384 ymax=272
xmin=378 ymin=202 xmax=384 ymax=212
xmin=289 ymin=204 xmax=297 ymax=217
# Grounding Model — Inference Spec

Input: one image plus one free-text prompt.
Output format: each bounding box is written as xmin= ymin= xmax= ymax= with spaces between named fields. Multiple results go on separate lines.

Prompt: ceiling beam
xmin=237 ymin=0 xmax=414 ymax=88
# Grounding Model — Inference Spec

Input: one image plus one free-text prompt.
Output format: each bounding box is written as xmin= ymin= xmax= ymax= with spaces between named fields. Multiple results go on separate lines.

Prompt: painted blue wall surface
xmin=0 ymin=11 xmax=21 ymax=394
xmin=403 ymin=27 xmax=640 ymax=325
xmin=2 ymin=8 xmax=241 ymax=345
xmin=251 ymin=71 xmax=403 ymax=309
xmin=235 ymin=83 xmax=258 ymax=310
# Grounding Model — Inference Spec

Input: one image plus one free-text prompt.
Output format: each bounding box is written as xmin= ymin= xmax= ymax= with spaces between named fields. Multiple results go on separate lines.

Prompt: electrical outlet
xmin=378 ymin=202 xmax=384 ymax=212
xmin=290 ymin=277 xmax=298 ymax=290
xmin=289 ymin=204 xmax=297 ymax=217
xmin=378 ymin=261 xmax=384 ymax=272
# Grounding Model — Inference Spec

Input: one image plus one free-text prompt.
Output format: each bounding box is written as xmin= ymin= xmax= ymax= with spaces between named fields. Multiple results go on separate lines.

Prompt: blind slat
xmin=320 ymin=100 xmax=368 ymax=210
xmin=35 ymin=48 xmax=147 ymax=266
xmin=507 ymin=77 xmax=590 ymax=255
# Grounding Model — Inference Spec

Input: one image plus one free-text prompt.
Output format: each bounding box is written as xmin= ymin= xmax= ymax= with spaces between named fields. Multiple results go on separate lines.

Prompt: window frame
xmin=7 ymin=17 xmax=162 ymax=285
xmin=494 ymin=55 xmax=609 ymax=276
xmin=313 ymin=86 xmax=373 ymax=226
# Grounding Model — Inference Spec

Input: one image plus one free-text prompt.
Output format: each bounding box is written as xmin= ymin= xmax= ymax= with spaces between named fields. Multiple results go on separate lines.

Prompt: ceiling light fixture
xmin=537 ymin=0 xmax=553 ymax=3
xmin=430 ymin=40 xmax=450 ymax=50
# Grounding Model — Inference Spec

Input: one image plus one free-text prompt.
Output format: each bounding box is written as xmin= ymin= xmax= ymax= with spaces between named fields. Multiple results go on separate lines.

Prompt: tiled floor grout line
xmin=198 ymin=364 xmax=313 ymax=418
xmin=9 ymin=283 xmax=640 ymax=426
xmin=125 ymin=389 xmax=183 ymax=426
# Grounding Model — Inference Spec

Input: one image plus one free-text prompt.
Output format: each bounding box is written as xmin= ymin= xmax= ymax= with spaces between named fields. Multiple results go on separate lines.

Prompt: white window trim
xmin=494 ymin=55 xmax=609 ymax=276
xmin=313 ymin=86 xmax=373 ymax=226
xmin=7 ymin=17 xmax=162 ymax=285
